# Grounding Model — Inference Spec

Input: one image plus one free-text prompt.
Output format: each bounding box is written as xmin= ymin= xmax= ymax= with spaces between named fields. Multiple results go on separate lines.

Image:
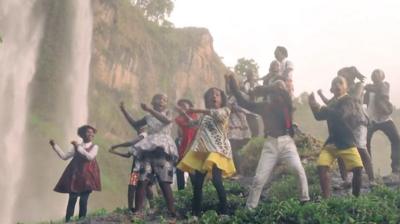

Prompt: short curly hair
xmin=177 ymin=98 xmax=194 ymax=108
xmin=77 ymin=125 xmax=97 ymax=138
xmin=275 ymin=46 xmax=288 ymax=58
xmin=203 ymin=87 xmax=227 ymax=109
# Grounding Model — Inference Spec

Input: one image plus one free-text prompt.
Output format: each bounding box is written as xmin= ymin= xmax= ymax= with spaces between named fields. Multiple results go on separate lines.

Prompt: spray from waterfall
xmin=65 ymin=0 xmax=93 ymax=140
xmin=0 ymin=0 xmax=44 ymax=223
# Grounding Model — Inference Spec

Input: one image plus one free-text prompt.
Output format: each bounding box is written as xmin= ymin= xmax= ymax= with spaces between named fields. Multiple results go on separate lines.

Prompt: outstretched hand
xmin=186 ymin=108 xmax=195 ymax=113
xmin=109 ymin=146 xmax=116 ymax=153
xmin=120 ymin=101 xmax=125 ymax=111
xmin=174 ymin=105 xmax=184 ymax=115
xmin=140 ymin=103 xmax=150 ymax=112
xmin=308 ymin=93 xmax=319 ymax=108
xmin=71 ymin=141 xmax=78 ymax=147
xmin=357 ymin=74 xmax=366 ymax=82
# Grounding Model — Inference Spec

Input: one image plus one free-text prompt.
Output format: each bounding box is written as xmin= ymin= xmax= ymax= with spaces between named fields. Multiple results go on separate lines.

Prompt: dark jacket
xmin=311 ymin=95 xmax=359 ymax=149
xmin=229 ymin=77 xmax=294 ymax=138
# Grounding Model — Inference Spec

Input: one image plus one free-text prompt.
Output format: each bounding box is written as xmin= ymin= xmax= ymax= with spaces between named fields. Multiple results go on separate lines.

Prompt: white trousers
xmin=246 ymin=135 xmax=310 ymax=209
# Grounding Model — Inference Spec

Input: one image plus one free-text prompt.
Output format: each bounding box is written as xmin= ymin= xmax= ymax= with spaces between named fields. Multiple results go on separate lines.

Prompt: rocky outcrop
xmin=88 ymin=0 xmax=226 ymax=139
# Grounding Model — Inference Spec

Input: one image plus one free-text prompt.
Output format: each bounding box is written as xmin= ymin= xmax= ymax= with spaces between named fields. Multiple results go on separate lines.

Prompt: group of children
xmin=309 ymin=68 xmax=399 ymax=198
xmin=49 ymin=46 xmax=400 ymax=222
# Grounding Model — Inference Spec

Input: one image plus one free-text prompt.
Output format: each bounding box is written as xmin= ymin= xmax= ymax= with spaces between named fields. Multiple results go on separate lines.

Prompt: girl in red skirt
xmin=175 ymin=99 xmax=199 ymax=190
xmin=49 ymin=125 xmax=101 ymax=222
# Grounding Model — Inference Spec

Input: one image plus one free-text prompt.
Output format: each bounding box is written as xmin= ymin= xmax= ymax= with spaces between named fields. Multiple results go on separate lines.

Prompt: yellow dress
xmin=177 ymin=107 xmax=236 ymax=177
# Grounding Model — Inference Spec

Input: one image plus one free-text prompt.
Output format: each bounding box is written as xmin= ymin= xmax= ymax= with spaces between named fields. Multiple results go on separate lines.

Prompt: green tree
xmin=130 ymin=0 xmax=174 ymax=26
xmin=234 ymin=57 xmax=259 ymax=78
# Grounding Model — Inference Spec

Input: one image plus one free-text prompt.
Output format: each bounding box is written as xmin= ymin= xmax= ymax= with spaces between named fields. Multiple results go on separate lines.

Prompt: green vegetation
xmin=234 ymin=57 xmax=259 ymax=78
xmin=129 ymin=0 xmax=174 ymax=26
xmin=39 ymin=180 xmax=400 ymax=223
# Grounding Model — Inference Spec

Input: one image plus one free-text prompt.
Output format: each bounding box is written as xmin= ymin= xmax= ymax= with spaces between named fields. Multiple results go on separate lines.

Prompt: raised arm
xmin=308 ymin=93 xmax=331 ymax=121
xmin=120 ymin=102 xmax=140 ymax=129
xmin=317 ymin=89 xmax=330 ymax=105
xmin=109 ymin=135 xmax=145 ymax=158
xmin=227 ymin=75 xmax=258 ymax=112
xmin=188 ymin=108 xmax=211 ymax=115
xmin=175 ymin=106 xmax=195 ymax=123
xmin=141 ymin=103 xmax=172 ymax=124
xmin=49 ymin=140 xmax=75 ymax=160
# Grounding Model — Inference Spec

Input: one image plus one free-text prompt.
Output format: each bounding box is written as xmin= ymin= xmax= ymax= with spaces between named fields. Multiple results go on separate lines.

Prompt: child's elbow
xmin=86 ymin=155 xmax=96 ymax=161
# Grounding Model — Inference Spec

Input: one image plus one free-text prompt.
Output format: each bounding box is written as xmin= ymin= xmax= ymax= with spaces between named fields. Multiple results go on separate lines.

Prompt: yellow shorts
xmin=317 ymin=145 xmax=363 ymax=171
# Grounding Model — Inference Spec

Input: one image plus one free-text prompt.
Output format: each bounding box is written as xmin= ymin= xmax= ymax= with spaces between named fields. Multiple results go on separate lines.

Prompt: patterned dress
xmin=177 ymin=107 xmax=236 ymax=177
xmin=133 ymin=110 xmax=178 ymax=183
xmin=134 ymin=110 xmax=178 ymax=158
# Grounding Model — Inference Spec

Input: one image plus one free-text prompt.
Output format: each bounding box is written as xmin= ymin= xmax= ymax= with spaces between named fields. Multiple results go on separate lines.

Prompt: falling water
xmin=0 ymin=0 xmax=44 ymax=223
xmin=65 ymin=0 xmax=93 ymax=138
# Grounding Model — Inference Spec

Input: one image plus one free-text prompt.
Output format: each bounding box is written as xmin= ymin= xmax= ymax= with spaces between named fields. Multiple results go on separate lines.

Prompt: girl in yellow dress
xmin=177 ymin=87 xmax=236 ymax=216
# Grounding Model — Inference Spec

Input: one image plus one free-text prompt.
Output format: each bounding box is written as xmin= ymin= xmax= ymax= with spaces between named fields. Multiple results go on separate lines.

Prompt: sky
xmin=170 ymin=0 xmax=400 ymax=106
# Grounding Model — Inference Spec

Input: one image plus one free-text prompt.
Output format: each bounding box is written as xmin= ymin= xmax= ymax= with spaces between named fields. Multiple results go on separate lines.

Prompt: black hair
xmin=177 ymin=98 xmax=194 ymax=108
xmin=77 ymin=125 xmax=97 ymax=138
xmin=203 ymin=87 xmax=227 ymax=109
xmin=151 ymin=93 xmax=167 ymax=106
xmin=275 ymin=46 xmax=288 ymax=58
xmin=337 ymin=66 xmax=363 ymax=84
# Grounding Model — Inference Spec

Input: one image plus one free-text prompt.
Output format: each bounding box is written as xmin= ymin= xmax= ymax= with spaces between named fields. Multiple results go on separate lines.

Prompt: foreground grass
xmin=37 ymin=181 xmax=400 ymax=224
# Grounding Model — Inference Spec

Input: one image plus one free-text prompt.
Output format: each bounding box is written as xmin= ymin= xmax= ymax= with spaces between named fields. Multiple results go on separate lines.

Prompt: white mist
xmin=0 ymin=0 xmax=44 ymax=223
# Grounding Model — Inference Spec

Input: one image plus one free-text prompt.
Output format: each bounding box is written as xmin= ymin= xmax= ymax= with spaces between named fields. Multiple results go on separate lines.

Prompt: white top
xmin=53 ymin=142 xmax=98 ymax=161
xmin=279 ymin=58 xmax=294 ymax=79
xmin=367 ymin=92 xmax=391 ymax=123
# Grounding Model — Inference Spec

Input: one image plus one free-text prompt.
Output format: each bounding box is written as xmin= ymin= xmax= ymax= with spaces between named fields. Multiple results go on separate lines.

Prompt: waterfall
xmin=65 ymin=0 xmax=93 ymax=139
xmin=0 ymin=0 xmax=44 ymax=223
xmin=0 ymin=0 xmax=93 ymax=222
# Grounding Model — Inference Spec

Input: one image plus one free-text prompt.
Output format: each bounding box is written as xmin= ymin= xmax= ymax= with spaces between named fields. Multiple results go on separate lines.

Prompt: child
xmin=178 ymin=88 xmax=236 ymax=216
xmin=317 ymin=67 xmax=374 ymax=186
xmin=175 ymin=99 xmax=199 ymax=190
xmin=309 ymin=76 xmax=364 ymax=198
xmin=261 ymin=60 xmax=283 ymax=87
xmin=109 ymin=124 xmax=153 ymax=212
xmin=227 ymin=74 xmax=309 ymax=209
xmin=49 ymin=125 xmax=101 ymax=222
xmin=274 ymin=46 xmax=294 ymax=97
xmin=120 ymin=94 xmax=178 ymax=218
xmin=365 ymin=69 xmax=400 ymax=175
xmin=228 ymin=101 xmax=251 ymax=176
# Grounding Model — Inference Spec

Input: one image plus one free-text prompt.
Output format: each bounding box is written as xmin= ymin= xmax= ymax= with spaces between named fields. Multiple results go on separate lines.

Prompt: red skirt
xmin=54 ymin=155 xmax=101 ymax=193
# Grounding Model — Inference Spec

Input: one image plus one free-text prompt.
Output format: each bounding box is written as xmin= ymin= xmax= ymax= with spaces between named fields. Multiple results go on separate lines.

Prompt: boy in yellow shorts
xmin=309 ymin=76 xmax=363 ymax=198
